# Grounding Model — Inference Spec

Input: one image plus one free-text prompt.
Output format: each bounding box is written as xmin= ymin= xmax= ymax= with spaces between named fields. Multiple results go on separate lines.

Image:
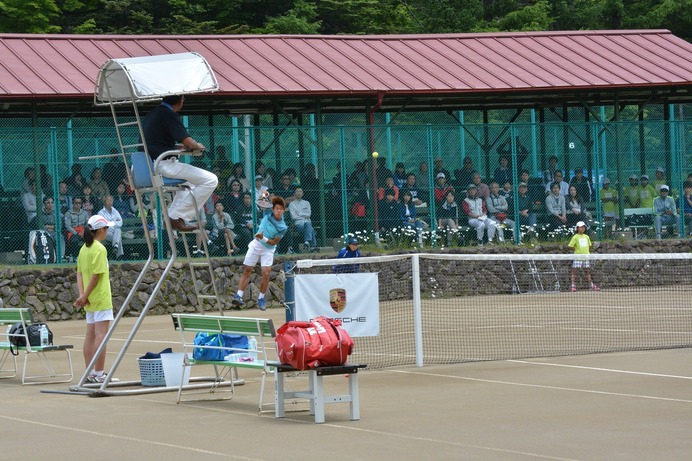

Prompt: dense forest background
xmin=0 ymin=0 xmax=689 ymax=41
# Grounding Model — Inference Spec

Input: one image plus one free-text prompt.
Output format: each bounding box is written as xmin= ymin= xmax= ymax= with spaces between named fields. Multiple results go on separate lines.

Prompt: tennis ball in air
xmin=372 ymin=151 xmax=379 ymax=158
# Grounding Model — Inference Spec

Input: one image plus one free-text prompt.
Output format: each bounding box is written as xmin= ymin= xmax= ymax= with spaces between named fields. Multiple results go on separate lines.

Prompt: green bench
xmin=0 ymin=308 xmax=73 ymax=385
xmin=171 ymin=313 xmax=276 ymax=409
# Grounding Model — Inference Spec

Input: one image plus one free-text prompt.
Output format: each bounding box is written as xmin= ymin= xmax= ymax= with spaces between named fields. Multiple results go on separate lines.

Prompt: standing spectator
xmin=333 ymin=237 xmax=360 ymax=274
xmin=392 ymin=162 xmax=407 ymax=189
xmin=64 ymin=197 xmax=89 ymax=260
xmin=21 ymin=181 xmax=38 ymax=227
xmin=65 ymin=167 xmax=86 ymax=198
xmin=232 ymin=194 xmax=288 ymax=311
xmin=288 ymin=187 xmax=317 ymax=250
xmin=545 ymin=182 xmax=567 ymax=229
xmin=624 ymin=175 xmax=640 ymax=208
xmin=683 ymin=181 xmax=692 ymax=236
xmin=566 ymin=185 xmax=589 ymax=227
xmin=600 ymin=178 xmax=618 ymax=229
xmin=41 ymin=196 xmax=64 ymax=257
xmin=455 ymin=157 xmax=476 ymax=192
xmin=21 ymin=167 xmax=36 ymax=194
xmin=437 ymin=190 xmax=459 ymax=245
xmin=74 ymin=215 xmax=117 ymax=383
xmin=39 ymin=165 xmax=53 ymax=196
xmin=568 ymin=221 xmax=599 ymax=292
xmin=301 ymin=163 xmax=320 ymax=210
xmin=653 ymin=167 xmax=667 ymax=192
xmin=273 ymin=172 xmax=296 ymax=205
xmin=57 ymin=181 xmax=73 ymax=214
xmin=493 ymin=155 xmax=512 ymax=186
xmin=653 ymin=185 xmax=682 ymax=239
xmin=569 ymin=168 xmax=593 ymax=202
xmin=497 ymin=136 xmax=529 ymax=169
xmin=399 ymin=190 xmax=424 ymax=244
xmin=516 ymin=182 xmax=537 ymax=232
xmin=638 ymin=175 xmax=656 ymax=209
xmin=486 ymin=182 xmax=514 ymax=242
xmin=88 ymin=167 xmax=110 ymax=200
xmin=256 ymin=160 xmax=273 ymax=190
xmin=374 ymin=157 xmax=393 ymax=188
xmin=378 ymin=188 xmax=400 ymax=233
xmin=103 ymin=150 xmax=126 ymax=194
xmin=210 ymin=202 xmax=239 ymax=256
xmin=471 ymin=172 xmax=490 ymax=201
xmin=462 ymin=184 xmax=495 ymax=245
xmin=417 ymin=161 xmax=430 ymax=193
xmin=545 ymin=170 xmax=569 ymax=196
xmin=542 ymin=155 xmax=559 ymax=187
xmin=433 ymin=173 xmax=454 ymax=205
xmin=98 ymin=195 xmax=124 ymax=260
xmin=232 ymin=192 xmax=255 ymax=251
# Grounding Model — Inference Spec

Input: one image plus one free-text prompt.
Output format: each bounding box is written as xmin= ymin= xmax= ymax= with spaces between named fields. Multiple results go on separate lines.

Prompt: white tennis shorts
xmin=572 ymin=260 xmax=590 ymax=269
xmin=243 ymin=238 xmax=276 ymax=267
xmin=86 ymin=309 xmax=114 ymax=324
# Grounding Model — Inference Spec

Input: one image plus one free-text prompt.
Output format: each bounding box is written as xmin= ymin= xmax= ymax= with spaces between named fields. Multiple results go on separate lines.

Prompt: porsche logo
xmin=329 ymin=288 xmax=347 ymax=313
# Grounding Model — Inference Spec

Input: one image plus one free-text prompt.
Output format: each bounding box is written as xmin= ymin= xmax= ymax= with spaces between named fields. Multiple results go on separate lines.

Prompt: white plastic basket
xmin=138 ymin=358 xmax=165 ymax=386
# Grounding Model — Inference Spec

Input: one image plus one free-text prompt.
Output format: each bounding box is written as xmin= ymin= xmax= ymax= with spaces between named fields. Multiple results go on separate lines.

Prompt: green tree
xmin=498 ymin=0 xmax=552 ymax=31
xmin=398 ymin=0 xmax=485 ymax=33
xmin=256 ymin=0 xmax=322 ymax=34
xmin=0 ymin=0 xmax=61 ymax=33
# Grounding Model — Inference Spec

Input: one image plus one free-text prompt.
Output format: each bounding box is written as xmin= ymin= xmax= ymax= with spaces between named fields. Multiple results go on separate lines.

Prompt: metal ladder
xmin=511 ymin=259 xmax=560 ymax=294
xmin=72 ymin=92 xmax=223 ymax=393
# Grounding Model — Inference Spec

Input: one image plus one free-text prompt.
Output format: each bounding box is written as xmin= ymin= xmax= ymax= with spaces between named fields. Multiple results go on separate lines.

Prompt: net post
xmin=283 ymin=261 xmax=296 ymax=323
xmin=411 ymin=254 xmax=424 ymax=367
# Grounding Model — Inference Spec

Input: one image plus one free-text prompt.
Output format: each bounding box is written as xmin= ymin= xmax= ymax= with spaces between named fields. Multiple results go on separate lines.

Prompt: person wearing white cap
xmin=74 ymin=214 xmax=117 ymax=383
xmin=98 ymin=195 xmax=124 ymax=260
xmin=568 ymin=221 xmax=599 ymax=292
xmin=653 ymin=185 xmax=682 ymax=239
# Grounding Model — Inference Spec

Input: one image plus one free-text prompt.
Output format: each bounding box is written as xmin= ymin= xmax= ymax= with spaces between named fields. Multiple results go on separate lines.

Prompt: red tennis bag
xmin=275 ymin=316 xmax=354 ymax=370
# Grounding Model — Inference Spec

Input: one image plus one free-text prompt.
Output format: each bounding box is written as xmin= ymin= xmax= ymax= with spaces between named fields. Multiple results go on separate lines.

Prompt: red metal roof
xmin=0 ymin=30 xmax=690 ymax=101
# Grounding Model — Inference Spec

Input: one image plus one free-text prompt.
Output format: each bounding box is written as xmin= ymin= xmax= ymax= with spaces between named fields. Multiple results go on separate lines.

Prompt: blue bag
xmin=193 ymin=333 xmax=249 ymax=361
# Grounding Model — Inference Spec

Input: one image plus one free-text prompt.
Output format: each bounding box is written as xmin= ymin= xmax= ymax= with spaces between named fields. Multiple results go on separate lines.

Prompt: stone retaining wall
xmin=1 ymin=239 xmax=690 ymax=322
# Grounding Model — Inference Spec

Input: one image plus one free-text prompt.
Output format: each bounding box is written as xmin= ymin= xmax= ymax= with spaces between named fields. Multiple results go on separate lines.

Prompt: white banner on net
xmin=295 ymin=273 xmax=380 ymax=337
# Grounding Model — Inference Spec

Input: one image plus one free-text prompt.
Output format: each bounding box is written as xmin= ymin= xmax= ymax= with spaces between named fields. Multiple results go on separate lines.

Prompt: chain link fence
xmin=1 ymin=106 xmax=690 ymax=264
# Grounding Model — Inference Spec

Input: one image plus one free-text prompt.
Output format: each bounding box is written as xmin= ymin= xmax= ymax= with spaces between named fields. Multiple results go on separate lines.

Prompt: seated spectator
xmin=57 ymin=181 xmax=73 ymax=214
xmin=393 ymin=162 xmax=407 ymax=189
xmin=64 ymin=197 xmax=89 ymax=259
xmin=378 ymin=188 xmax=400 ymax=233
xmin=624 ymin=175 xmax=640 ymax=208
xmin=333 ymin=237 xmax=360 ymax=274
xmin=226 ymin=162 xmax=250 ymax=192
xmin=210 ymin=202 xmax=239 ymax=255
xmin=253 ymin=174 xmax=269 ymax=200
xmin=88 ymin=167 xmax=110 ymax=200
xmin=433 ymin=172 xmax=453 ymax=205
xmin=273 ymin=172 xmax=296 ymax=205
xmin=471 ymin=172 xmax=490 ymax=201
xmin=653 ymin=185 xmax=682 ymax=239
xmin=256 ymin=160 xmax=273 ymax=190
xmin=232 ymin=192 xmax=254 ymax=251
xmin=284 ymin=168 xmax=300 ymax=187
xmin=65 ymin=164 xmax=86 ymax=198
xmin=653 ymin=166 xmax=667 ymax=192
xmin=98 ymin=195 xmax=124 ymax=260
xmin=417 ymin=161 xmax=430 ymax=192
xmin=112 ymin=183 xmax=135 ymax=218
xmin=378 ymin=176 xmax=400 ymax=201
xmin=500 ymin=180 xmax=513 ymax=216
xmin=486 ymin=182 xmax=514 ymax=243
xmin=375 ymin=157 xmax=393 ymax=187
xmin=520 ymin=169 xmax=545 ymax=206
xmin=21 ymin=180 xmax=38 ymax=228
xmin=399 ymin=191 xmax=424 ymax=244
xmin=566 ymin=185 xmax=589 ymax=228
xmin=545 ymin=170 xmax=569 ymax=196
xmin=493 ymin=155 xmax=512 ymax=186
xmin=401 ymin=172 xmax=427 ymax=206
xmin=454 ymin=157 xmax=476 ymax=192
xmin=600 ymin=178 xmax=619 ymax=229
xmin=437 ymin=190 xmax=460 ymax=245
xmin=516 ymin=182 xmax=537 ymax=231
xmin=683 ymin=181 xmax=692 ymax=236
xmin=542 ymin=155 xmax=559 ymax=187
xmin=569 ymin=168 xmax=593 ymax=202
xmin=462 ymin=184 xmax=495 ymax=245
xmin=80 ymin=185 xmax=100 ymax=216
xmin=638 ymin=175 xmax=656 ymax=209
xmin=545 ymin=182 xmax=567 ymax=229
xmin=288 ymin=187 xmax=317 ymax=250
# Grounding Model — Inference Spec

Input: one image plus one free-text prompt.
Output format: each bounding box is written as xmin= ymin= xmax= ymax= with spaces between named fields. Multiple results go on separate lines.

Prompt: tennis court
xmin=2 ymin=309 xmax=691 ymax=461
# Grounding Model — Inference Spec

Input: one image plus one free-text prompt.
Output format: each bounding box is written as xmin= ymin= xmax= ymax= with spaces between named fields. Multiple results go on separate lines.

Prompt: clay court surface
xmin=2 ymin=308 xmax=691 ymax=461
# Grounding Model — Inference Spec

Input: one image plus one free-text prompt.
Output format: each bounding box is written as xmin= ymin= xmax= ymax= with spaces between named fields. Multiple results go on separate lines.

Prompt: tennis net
xmin=295 ymin=252 xmax=692 ymax=369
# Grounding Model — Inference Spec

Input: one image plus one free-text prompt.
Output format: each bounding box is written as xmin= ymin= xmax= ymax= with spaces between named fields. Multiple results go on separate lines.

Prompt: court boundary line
xmin=507 ymin=360 xmax=692 ymax=380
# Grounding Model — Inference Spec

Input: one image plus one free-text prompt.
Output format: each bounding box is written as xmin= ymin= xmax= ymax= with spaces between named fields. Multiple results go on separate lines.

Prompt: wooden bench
xmin=0 ymin=308 xmax=73 ymax=385
xmin=171 ymin=314 xmax=276 ymax=409
xmin=270 ymin=362 xmax=366 ymax=424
